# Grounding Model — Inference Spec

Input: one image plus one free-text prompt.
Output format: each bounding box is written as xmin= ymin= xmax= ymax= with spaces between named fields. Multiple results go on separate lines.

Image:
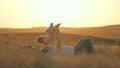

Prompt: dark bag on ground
xmin=74 ymin=38 xmax=94 ymax=54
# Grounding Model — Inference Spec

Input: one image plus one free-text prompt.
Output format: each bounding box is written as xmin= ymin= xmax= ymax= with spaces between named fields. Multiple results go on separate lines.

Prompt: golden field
xmin=0 ymin=25 xmax=120 ymax=68
xmin=0 ymin=25 xmax=120 ymax=39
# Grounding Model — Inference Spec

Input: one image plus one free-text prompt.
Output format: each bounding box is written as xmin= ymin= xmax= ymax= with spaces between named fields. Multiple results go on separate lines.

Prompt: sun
xmin=33 ymin=0 xmax=84 ymax=22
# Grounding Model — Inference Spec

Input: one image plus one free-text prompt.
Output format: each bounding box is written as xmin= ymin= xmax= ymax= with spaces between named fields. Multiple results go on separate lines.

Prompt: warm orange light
xmin=0 ymin=0 xmax=120 ymax=28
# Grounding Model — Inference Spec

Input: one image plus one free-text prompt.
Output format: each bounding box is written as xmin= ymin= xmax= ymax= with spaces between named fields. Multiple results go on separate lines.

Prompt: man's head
xmin=37 ymin=36 xmax=44 ymax=44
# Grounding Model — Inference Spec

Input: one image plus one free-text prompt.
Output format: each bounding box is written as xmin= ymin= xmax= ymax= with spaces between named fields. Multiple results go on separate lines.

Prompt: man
xmin=43 ymin=23 xmax=61 ymax=50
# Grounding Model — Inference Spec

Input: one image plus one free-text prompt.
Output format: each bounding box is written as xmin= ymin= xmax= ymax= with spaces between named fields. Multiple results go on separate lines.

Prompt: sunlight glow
xmin=33 ymin=0 xmax=84 ymax=22
xmin=0 ymin=0 xmax=120 ymax=28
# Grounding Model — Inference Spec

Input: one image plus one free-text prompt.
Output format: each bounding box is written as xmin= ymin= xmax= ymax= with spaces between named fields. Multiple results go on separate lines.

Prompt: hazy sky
xmin=0 ymin=0 xmax=120 ymax=28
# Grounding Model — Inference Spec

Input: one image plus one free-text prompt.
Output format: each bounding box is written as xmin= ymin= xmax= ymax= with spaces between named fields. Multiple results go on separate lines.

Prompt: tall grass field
xmin=0 ymin=32 xmax=120 ymax=68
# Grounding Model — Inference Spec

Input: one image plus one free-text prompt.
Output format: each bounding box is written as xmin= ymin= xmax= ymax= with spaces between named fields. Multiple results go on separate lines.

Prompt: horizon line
xmin=0 ymin=24 xmax=120 ymax=29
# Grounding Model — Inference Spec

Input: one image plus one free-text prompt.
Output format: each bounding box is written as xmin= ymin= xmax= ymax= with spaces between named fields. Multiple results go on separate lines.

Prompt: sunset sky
xmin=0 ymin=0 xmax=120 ymax=28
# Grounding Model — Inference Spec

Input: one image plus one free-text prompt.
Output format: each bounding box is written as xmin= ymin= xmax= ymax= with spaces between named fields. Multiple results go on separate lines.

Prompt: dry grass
xmin=0 ymin=33 xmax=120 ymax=68
xmin=0 ymin=25 xmax=120 ymax=39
